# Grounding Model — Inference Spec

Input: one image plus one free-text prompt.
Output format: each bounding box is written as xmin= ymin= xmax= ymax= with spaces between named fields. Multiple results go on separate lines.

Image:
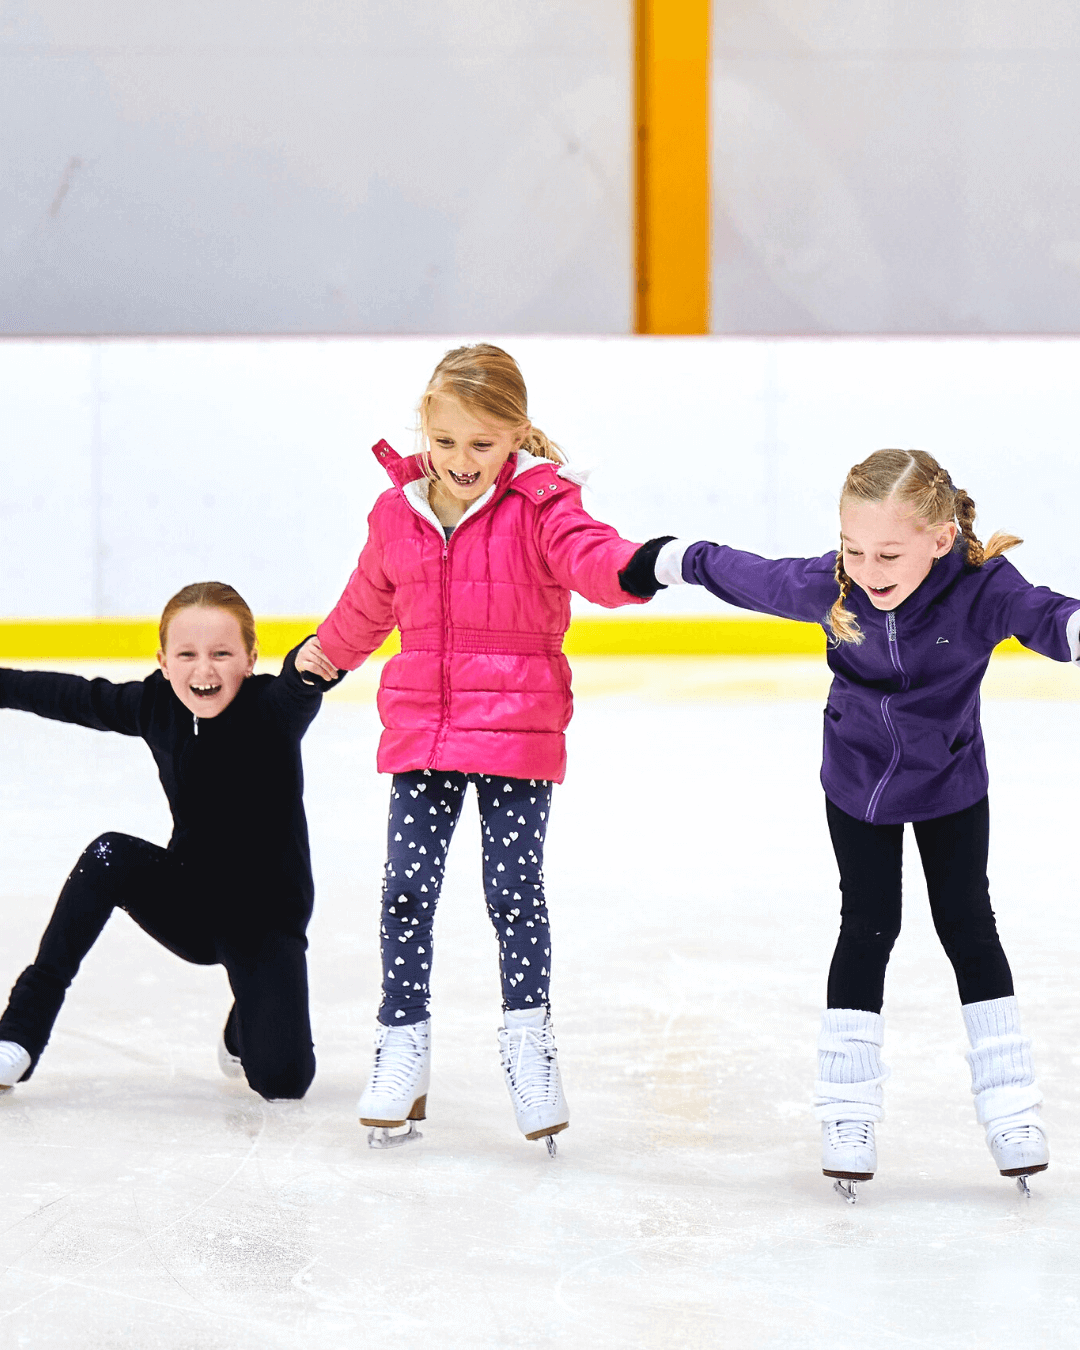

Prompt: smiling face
xmin=425 ymin=394 xmax=526 ymax=513
xmin=840 ymin=496 xmax=958 ymax=611
xmin=157 ymin=606 xmax=256 ymax=718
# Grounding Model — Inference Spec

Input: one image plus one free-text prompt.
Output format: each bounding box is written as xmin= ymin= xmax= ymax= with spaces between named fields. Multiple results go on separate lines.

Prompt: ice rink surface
xmin=2 ymin=655 xmax=1080 ymax=1349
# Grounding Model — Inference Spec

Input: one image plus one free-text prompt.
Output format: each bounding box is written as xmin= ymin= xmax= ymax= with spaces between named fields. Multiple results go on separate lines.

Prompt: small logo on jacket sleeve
xmin=936 ymin=636 xmax=950 ymax=644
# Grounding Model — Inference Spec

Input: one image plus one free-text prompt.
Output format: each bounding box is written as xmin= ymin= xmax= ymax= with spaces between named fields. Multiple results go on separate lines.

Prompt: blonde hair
xmin=159 ymin=581 xmax=258 ymax=656
xmin=418 ymin=343 xmax=564 ymax=466
xmin=830 ymin=449 xmax=1022 ymax=645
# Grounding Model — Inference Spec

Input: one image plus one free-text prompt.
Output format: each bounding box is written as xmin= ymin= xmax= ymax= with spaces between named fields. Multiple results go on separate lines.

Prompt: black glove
xmin=619 ymin=536 xmax=677 ymax=598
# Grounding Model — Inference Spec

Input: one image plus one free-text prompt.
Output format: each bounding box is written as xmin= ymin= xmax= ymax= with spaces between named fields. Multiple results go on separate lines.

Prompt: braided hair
xmin=829 ymin=548 xmax=863 ymax=645
xmin=829 ymin=449 xmax=1022 ymax=645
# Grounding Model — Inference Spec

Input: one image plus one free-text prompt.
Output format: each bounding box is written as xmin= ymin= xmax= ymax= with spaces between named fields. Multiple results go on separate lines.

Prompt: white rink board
xmin=1 ymin=658 xmax=1079 ymax=1348
xmin=2 ymin=335 xmax=1080 ymax=621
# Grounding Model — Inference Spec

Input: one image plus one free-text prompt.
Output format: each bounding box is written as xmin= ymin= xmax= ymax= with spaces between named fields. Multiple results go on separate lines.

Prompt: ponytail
xmin=519 ymin=425 xmax=564 ymax=464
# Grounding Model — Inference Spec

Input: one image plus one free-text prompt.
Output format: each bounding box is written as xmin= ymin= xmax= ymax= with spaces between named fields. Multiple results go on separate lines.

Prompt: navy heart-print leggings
xmin=378 ymin=770 xmax=553 ymax=1026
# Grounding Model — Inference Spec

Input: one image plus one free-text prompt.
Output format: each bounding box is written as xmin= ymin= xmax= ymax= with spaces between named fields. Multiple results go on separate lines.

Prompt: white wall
xmin=712 ymin=2 xmax=1080 ymax=333
xmin=2 ymin=335 xmax=1079 ymax=621
xmin=0 ymin=2 xmax=631 ymax=335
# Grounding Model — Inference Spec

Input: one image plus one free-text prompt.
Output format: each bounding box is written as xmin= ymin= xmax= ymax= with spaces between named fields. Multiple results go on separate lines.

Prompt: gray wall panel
xmin=712 ymin=3 xmax=1080 ymax=333
xmin=0 ymin=3 xmax=631 ymax=334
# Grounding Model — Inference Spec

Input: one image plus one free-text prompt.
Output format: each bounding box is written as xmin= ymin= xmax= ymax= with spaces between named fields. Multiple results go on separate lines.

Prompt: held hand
xmin=294 ymin=636 xmax=340 ymax=684
xmin=618 ymin=536 xmax=677 ymax=598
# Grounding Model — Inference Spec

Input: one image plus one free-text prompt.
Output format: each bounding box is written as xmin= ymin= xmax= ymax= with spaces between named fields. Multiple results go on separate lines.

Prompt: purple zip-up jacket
xmin=679 ymin=542 xmax=1080 ymax=824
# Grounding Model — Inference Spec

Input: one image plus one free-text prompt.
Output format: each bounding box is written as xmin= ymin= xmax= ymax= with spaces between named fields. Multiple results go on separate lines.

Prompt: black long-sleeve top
xmin=0 ymin=643 xmax=337 ymax=934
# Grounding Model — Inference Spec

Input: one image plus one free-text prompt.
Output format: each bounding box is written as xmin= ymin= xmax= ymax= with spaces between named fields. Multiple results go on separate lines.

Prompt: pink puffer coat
xmin=317 ymin=440 xmax=646 ymax=782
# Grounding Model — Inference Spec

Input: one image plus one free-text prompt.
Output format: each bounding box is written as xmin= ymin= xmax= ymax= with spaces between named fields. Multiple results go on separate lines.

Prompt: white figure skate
xmin=814 ymin=1008 xmax=888 ymax=1204
xmin=988 ymin=1115 xmax=1049 ymax=1197
xmin=217 ymin=1033 xmax=245 ymax=1080
xmin=821 ymin=1120 xmax=877 ymax=1204
xmin=0 ymin=1041 xmax=30 ymax=1092
xmin=357 ymin=1019 xmax=430 ymax=1149
xmin=498 ymin=1008 xmax=568 ymax=1157
xmin=964 ymin=996 xmax=1048 ymax=1197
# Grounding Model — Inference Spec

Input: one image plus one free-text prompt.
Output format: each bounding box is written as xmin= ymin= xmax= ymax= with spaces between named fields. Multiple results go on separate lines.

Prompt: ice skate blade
xmin=545 ymin=1135 xmax=557 ymax=1158
xmin=1003 ymin=1162 xmax=1047 ymax=1199
xmin=832 ymin=1179 xmax=860 ymax=1205
xmin=366 ymin=1121 xmax=422 ymax=1150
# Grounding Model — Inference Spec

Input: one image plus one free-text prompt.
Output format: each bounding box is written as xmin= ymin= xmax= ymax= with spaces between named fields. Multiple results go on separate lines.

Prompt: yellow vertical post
xmin=634 ymin=0 xmax=711 ymax=334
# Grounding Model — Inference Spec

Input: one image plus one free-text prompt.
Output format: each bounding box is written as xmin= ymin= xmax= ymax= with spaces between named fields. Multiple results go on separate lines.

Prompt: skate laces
xmin=828 ymin=1119 xmax=874 ymax=1149
xmin=370 ymin=1025 xmax=428 ymax=1097
xmin=994 ymin=1121 xmax=1043 ymax=1147
xmin=499 ymin=1024 xmax=558 ymax=1108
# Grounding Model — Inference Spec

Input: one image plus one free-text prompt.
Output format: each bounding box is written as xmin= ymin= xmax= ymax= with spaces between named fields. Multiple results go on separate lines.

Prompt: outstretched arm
xmin=533 ymin=488 xmax=648 ymax=609
xmin=620 ymin=537 xmax=839 ymax=625
xmin=974 ymin=560 xmax=1080 ymax=662
xmin=0 ymin=668 xmax=148 ymax=735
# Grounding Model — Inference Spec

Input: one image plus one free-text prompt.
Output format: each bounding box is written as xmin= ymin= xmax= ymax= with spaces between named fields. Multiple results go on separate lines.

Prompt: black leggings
xmin=825 ymin=795 xmax=1014 ymax=1014
xmin=0 ymin=832 xmax=314 ymax=1099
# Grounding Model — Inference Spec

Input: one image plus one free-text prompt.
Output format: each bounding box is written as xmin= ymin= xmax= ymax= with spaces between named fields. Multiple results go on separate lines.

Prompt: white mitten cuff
xmin=654 ymin=539 xmax=690 ymax=588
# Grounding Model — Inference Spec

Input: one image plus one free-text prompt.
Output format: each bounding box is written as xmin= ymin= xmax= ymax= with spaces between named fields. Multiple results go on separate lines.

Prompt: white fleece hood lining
xmin=402 ymin=449 xmax=585 ymax=534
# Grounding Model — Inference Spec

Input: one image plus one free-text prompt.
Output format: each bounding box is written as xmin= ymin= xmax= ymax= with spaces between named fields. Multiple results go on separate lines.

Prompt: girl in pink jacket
xmin=298 ymin=344 xmax=646 ymax=1154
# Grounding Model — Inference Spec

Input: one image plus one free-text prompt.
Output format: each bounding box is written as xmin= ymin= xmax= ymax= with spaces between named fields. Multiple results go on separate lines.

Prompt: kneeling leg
xmin=0 ymin=833 xmax=175 ymax=1075
xmin=221 ymin=932 xmax=315 ymax=1101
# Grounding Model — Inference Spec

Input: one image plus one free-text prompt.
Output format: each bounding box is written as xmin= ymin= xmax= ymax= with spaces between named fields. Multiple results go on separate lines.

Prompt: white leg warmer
xmin=963 ymin=996 xmax=1043 ymax=1141
xmin=814 ymin=1008 xmax=889 ymax=1124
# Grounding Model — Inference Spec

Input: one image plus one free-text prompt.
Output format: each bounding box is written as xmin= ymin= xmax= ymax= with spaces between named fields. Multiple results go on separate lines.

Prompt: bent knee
xmin=245 ymin=1051 xmax=315 ymax=1101
xmin=74 ymin=832 xmax=151 ymax=881
xmin=80 ymin=832 xmax=128 ymax=868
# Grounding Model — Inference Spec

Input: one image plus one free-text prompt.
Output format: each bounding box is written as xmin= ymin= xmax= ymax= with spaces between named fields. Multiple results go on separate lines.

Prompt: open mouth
xmin=190 ymin=683 xmax=222 ymax=699
xmin=868 ymin=585 xmax=897 ymax=599
xmin=447 ymin=469 xmax=481 ymax=487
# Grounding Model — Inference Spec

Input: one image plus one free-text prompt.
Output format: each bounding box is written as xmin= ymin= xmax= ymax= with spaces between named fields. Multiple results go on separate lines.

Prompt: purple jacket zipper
xmin=864 ymin=611 xmax=910 ymax=823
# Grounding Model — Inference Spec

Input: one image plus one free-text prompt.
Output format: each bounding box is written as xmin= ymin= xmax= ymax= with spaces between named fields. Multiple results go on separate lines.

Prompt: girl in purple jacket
xmin=620 ymin=449 xmax=1077 ymax=1200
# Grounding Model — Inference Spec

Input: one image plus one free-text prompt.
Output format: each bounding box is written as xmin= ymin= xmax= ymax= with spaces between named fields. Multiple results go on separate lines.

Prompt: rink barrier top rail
xmin=0 ymin=617 xmax=1033 ymax=661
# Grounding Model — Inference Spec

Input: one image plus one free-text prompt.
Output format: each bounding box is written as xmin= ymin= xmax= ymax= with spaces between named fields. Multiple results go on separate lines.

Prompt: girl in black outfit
xmin=0 ymin=582 xmax=337 ymax=1101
